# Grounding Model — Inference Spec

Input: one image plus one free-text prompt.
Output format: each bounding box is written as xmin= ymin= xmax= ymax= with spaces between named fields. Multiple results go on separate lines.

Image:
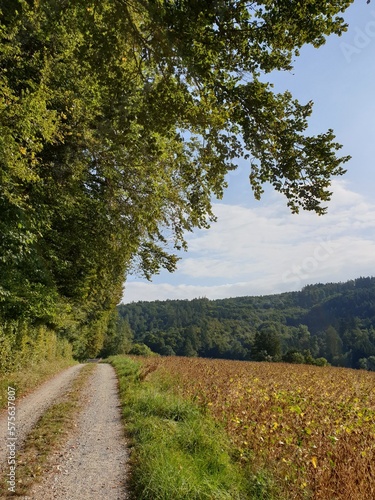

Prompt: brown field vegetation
xmin=136 ymin=356 xmax=375 ymax=499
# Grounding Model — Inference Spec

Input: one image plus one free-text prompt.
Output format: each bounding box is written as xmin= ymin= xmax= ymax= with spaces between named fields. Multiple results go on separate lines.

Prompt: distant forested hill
xmin=116 ymin=277 xmax=375 ymax=370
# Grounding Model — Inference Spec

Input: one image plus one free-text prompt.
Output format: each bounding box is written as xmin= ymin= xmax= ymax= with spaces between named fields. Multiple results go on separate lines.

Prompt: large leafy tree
xmin=0 ymin=0 xmax=353 ymax=354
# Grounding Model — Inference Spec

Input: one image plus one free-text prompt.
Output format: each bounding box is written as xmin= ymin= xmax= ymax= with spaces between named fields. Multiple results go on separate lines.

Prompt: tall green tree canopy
xmin=0 ymin=0 xmax=353 ymax=352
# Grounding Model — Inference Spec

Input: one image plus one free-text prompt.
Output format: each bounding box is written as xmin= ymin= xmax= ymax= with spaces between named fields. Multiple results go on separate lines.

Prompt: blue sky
xmin=122 ymin=2 xmax=375 ymax=304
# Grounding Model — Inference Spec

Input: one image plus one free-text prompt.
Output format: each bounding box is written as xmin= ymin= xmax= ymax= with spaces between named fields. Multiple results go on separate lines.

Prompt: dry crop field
xmin=137 ymin=356 xmax=375 ymax=500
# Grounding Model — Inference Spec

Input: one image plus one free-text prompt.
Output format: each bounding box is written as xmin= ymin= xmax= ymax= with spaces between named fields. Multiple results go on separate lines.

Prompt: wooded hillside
xmin=118 ymin=277 xmax=375 ymax=370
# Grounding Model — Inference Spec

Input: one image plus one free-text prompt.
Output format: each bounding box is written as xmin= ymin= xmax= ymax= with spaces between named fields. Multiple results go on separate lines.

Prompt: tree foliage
xmin=0 ymin=0 xmax=354 ymax=356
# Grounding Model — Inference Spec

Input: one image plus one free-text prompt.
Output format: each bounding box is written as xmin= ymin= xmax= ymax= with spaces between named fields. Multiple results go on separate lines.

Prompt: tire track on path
xmin=28 ymin=363 xmax=129 ymax=499
xmin=0 ymin=364 xmax=84 ymax=473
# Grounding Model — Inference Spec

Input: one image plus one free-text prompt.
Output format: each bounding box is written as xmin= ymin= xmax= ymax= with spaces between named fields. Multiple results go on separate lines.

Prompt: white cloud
xmin=122 ymin=181 xmax=375 ymax=303
xmin=122 ymin=279 xmax=293 ymax=304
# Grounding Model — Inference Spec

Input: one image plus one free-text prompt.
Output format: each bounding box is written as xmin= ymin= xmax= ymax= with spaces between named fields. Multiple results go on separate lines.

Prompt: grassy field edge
xmin=108 ymin=355 xmax=278 ymax=500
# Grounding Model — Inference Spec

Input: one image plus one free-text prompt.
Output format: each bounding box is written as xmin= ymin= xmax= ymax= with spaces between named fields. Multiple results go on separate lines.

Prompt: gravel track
xmin=28 ymin=363 xmax=129 ymax=499
xmin=0 ymin=364 xmax=84 ymax=472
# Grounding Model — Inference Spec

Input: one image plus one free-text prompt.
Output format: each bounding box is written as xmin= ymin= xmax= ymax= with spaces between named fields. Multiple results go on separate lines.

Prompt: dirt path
xmin=0 ymin=364 xmax=84 ymax=472
xmin=28 ymin=363 xmax=129 ymax=499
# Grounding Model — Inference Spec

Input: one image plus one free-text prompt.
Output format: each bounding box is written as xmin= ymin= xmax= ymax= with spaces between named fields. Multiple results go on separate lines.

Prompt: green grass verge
xmin=108 ymin=355 xmax=277 ymax=500
xmin=0 ymin=363 xmax=95 ymax=497
xmin=0 ymin=357 xmax=76 ymax=411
